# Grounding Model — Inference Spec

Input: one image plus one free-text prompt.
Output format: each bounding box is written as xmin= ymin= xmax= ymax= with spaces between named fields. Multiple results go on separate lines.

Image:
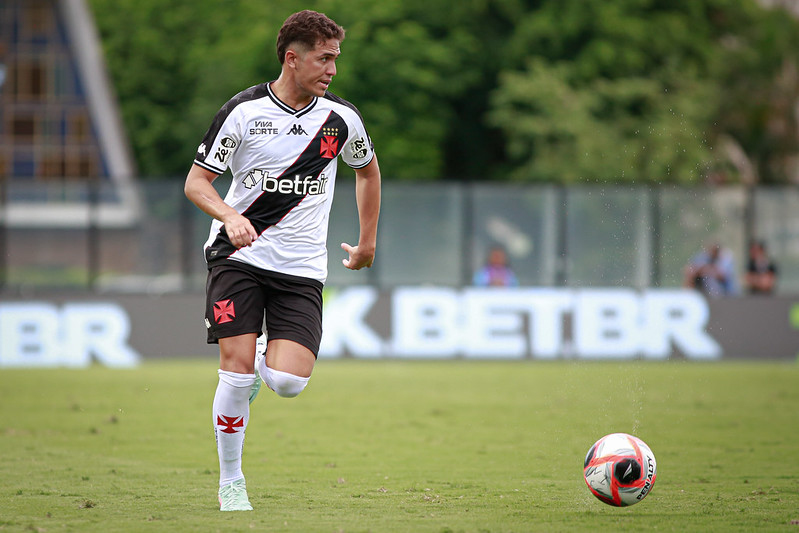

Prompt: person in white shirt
xmin=184 ymin=9 xmax=381 ymax=511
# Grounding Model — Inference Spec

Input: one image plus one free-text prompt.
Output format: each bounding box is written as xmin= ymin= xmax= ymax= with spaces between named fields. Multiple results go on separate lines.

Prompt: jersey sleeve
xmin=341 ymin=131 xmax=374 ymax=169
xmin=339 ymin=110 xmax=375 ymax=169
xmin=193 ymin=103 xmax=243 ymax=175
xmin=321 ymin=91 xmax=376 ymax=169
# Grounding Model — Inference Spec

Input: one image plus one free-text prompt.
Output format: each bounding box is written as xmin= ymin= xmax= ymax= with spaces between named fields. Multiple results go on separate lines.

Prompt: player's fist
xmin=341 ymin=242 xmax=374 ymax=270
xmin=223 ymin=213 xmax=258 ymax=249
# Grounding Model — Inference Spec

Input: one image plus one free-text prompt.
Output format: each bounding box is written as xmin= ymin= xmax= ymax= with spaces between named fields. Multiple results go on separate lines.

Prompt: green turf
xmin=1 ymin=360 xmax=798 ymax=532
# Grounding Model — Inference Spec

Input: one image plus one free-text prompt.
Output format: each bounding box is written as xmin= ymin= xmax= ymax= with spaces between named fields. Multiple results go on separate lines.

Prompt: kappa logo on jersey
xmin=216 ymin=415 xmax=244 ymax=434
xmin=249 ymin=120 xmax=278 ymax=135
xmin=288 ymin=124 xmax=308 ymax=135
xmin=213 ymin=299 xmax=236 ymax=324
xmin=197 ymin=143 xmax=207 ymax=156
xmin=214 ymin=137 xmax=237 ymax=165
xmin=243 ymin=169 xmax=329 ymax=195
xmin=349 ymin=137 xmax=368 ymax=159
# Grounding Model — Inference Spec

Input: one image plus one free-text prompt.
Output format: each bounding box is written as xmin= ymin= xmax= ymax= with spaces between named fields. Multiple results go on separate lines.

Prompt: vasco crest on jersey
xmin=214 ymin=137 xmax=237 ymax=165
xmin=320 ymin=126 xmax=340 ymax=159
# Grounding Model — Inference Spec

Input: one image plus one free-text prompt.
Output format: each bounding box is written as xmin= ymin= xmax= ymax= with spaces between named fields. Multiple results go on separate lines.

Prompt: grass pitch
xmin=1 ymin=359 xmax=798 ymax=532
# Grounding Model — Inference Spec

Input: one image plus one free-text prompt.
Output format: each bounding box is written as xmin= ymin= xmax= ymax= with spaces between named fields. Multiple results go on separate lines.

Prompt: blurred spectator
xmin=683 ymin=242 xmax=738 ymax=297
xmin=745 ymin=240 xmax=778 ymax=295
xmin=474 ymin=246 xmax=518 ymax=287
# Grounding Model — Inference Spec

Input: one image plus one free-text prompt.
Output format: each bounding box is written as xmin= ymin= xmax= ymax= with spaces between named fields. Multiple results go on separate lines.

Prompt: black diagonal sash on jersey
xmin=206 ymin=110 xmax=350 ymax=264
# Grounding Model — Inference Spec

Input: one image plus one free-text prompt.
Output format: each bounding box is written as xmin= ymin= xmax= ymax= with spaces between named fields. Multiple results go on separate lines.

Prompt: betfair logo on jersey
xmin=243 ymin=169 xmax=328 ymax=195
xmin=288 ymin=124 xmax=308 ymax=135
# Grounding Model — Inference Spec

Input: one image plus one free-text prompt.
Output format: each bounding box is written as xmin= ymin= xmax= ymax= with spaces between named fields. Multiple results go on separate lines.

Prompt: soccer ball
xmin=583 ymin=433 xmax=657 ymax=507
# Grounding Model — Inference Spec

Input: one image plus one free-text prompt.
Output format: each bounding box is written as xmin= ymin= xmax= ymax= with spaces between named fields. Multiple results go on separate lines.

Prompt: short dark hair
xmin=276 ymin=10 xmax=345 ymax=64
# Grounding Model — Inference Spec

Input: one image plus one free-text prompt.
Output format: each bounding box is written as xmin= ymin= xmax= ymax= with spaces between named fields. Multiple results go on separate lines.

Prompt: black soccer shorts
xmin=205 ymin=263 xmax=324 ymax=357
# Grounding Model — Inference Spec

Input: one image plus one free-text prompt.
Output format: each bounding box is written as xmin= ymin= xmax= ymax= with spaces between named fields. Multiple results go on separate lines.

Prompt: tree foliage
xmin=89 ymin=0 xmax=799 ymax=184
xmin=488 ymin=0 xmax=799 ymax=184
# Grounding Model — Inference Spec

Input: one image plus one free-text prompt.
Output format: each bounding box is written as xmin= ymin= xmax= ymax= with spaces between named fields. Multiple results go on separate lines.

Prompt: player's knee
xmin=263 ymin=366 xmax=309 ymax=398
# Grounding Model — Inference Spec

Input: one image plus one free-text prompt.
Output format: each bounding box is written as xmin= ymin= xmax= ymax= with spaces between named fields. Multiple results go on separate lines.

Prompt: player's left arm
xmin=342 ymin=155 xmax=381 ymax=270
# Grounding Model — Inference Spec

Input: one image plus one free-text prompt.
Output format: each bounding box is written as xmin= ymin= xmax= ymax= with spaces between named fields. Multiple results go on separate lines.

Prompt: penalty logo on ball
xmin=583 ymin=433 xmax=657 ymax=507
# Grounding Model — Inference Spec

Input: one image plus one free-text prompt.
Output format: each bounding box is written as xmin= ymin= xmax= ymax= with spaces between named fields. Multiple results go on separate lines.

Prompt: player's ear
xmin=284 ymin=48 xmax=299 ymax=69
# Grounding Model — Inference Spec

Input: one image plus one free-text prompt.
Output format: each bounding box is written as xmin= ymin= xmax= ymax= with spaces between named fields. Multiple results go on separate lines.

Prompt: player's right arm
xmin=184 ymin=164 xmax=258 ymax=248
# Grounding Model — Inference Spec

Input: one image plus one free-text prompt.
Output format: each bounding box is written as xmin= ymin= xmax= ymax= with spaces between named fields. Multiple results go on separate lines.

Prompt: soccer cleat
xmin=218 ymin=478 xmax=253 ymax=511
xmin=249 ymin=333 xmax=267 ymax=404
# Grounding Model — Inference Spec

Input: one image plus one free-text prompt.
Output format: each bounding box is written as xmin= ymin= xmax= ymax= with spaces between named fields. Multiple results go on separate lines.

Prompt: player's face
xmin=294 ymin=39 xmax=340 ymax=98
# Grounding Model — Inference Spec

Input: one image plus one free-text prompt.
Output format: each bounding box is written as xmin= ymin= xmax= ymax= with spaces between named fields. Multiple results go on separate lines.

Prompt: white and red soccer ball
xmin=583 ymin=433 xmax=657 ymax=507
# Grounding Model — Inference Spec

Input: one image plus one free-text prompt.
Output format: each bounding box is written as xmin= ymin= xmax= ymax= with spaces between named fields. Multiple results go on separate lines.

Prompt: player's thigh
xmin=205 ymin=265 xmax=265 ymax=344
xmin=219 ymin=332 xmax=258 ymax=373
xmin=266 ymin=338 xmax=316 ymax=378
xmin=263 ymin=276 xmax=323 ymax=367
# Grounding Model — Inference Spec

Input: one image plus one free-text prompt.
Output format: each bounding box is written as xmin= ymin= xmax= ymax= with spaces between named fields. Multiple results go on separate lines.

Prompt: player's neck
xmin=270 ymin=77 xmax=314 ymax=111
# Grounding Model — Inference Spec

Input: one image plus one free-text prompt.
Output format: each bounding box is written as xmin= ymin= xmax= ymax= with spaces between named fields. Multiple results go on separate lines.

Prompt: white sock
xmin=213 ymin=369 xmax=255 ymax=487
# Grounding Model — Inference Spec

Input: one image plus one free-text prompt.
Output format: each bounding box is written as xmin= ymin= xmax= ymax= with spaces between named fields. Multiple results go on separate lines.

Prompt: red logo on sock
xmin=213 ymin=299 xmax=236 ymax=324
xmin=216 ymin=415 xmax=244 ymax=434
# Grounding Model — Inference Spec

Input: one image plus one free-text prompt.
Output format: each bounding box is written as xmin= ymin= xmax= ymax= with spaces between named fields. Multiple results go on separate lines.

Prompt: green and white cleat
xmin=249 ymin=333 xmax=267 ymax=404
xmin=218 ymin=479 xmax=253 ymax=511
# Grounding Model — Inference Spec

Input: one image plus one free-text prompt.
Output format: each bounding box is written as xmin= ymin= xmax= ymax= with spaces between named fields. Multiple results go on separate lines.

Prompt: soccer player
xmin=184 ymin=10 xmax=380 ymax=511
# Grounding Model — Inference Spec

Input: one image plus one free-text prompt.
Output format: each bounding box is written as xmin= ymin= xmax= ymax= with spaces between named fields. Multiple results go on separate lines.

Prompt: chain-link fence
xmin=1 ymin=178 xmax=798 ymax=295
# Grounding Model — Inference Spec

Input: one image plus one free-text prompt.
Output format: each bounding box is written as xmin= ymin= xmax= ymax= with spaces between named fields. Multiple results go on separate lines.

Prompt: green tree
xmin=490 ymin=59 xmax=718 ymax=183
xmin=90 ymin=0 xmax=799 ymax=184
xmin=711 ymin=4 xmax=799 ymax=184
xmin=329 ymin=0 xmax=482 ymax=179
xmin=488 ymin=0 xmax=799 ymax=184
xmin=89 ymin=0 xmax=236 ymax=177
xmin=91 ymin=0 xmax=484 ymax=180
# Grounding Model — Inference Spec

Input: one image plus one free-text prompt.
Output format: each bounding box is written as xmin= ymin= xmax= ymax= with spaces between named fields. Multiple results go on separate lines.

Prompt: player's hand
xmin=341 ymin=242 xmax=374 ymax=270
xmin=223 ymin=213 xmax=258 ymax=248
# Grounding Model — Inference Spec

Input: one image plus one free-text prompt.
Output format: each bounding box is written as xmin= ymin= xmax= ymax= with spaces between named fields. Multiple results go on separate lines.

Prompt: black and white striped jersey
xmin=194 ymin=81 xmax=375 ymax=283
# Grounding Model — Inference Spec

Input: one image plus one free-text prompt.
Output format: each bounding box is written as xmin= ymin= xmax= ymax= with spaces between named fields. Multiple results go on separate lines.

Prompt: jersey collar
xmin=266 ymin=81 xmax=318 ymax=118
